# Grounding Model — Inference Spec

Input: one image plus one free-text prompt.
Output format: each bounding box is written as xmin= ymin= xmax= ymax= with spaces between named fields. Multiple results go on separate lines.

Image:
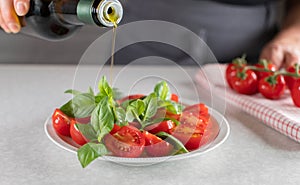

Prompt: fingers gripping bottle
xmin=21 ymin=0 xmax=123 ymax=41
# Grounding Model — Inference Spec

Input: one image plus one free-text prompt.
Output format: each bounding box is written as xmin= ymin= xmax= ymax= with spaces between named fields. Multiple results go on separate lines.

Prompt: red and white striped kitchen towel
xmin=195 ymin=64 xmax=300 ymax=143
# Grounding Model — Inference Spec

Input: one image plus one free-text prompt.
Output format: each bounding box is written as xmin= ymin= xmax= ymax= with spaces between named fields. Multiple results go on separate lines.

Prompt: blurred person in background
xmin=0 ymin=0 xmax=299 ymax=68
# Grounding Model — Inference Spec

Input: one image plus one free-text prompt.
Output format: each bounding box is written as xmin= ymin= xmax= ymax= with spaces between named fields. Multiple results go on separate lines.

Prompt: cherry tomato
xmin=104 ymin=126 xmax=145 ymax=158
xmin=144 ymin=120 xmax=176 ymax=134
xmin=52 ymin=109 xmax=71 ymax=136
xmin=183 ymin=103 xmax=210 ymax=120
xmin=258 ymin=75 xmax=286 ymax=100
xmin=291 ymin=79 xmax=300 ymax=107
xmin=70 ymin=119 xmax=88 ymax=146
xmin=117 ymin=94 xmax=145 ymax=105
xmin=226 ymin=62 xmax=246 ymax=88
xmin=284 ymin=65 xmax=300 ymax=90
xmin=254 ymin=62 xmax=276 ymax=80
xmin=143 ymin=131 xmax=174 ymax=157
xmin=171 ymin=93 xmax=179 ymax=102
xmin=172 ymin=112 xmax=208 ymax=150
xmin=231 ymin=69 xmax=258 ymax=95
xmin=226 ymin=63 xmax=240 ymax=88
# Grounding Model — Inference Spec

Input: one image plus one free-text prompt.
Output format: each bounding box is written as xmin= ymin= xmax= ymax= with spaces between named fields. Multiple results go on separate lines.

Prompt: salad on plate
xmin=50 ymin=76 xmax=218 ymax=168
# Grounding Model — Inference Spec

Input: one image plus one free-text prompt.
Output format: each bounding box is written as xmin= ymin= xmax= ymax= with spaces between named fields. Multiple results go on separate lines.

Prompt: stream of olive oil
xmin=107 ymin=7 xmax=119 ymax=85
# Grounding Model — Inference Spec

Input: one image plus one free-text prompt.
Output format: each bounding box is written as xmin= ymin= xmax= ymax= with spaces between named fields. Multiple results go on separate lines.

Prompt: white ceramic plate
xmin=44 ymin=107 xmax=230 ymax=166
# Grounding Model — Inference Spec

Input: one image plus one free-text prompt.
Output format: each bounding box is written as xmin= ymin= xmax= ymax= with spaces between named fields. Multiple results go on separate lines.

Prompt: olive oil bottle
xmin=21 ymin=0 xmax=123 ymax=41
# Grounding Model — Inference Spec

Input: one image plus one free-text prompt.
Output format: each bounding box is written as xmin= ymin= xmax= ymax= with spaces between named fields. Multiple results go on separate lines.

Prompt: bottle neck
xmin=77 ymin=0 xmax=123 ymax=27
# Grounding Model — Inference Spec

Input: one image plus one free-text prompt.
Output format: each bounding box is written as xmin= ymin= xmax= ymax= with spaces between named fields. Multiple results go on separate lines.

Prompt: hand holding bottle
xmin=0 ymin=0 xmax=30 ymax=33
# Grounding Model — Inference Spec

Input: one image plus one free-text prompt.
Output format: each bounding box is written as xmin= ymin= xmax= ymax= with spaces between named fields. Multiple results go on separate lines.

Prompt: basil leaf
xmin=76 ymin=123 xmax=97 ymax=141
xmin=60 ymin=100 xmax=74 ymax=117
xmin=158 ymin=100 xmax=184 ymax=114
xmin=154 ymin=81 xmax=171 ymax=101
xmin=114 ymin=107 xmax=127 ymax=126
xmin=98 ymin=76 xmax=113 ymax=98
xmin=91 ymin=97 xmax=114 ymax=142
xmin=77 ymin=143 xmax=107 ymax=168
xmin=71 ymin=93 xmax=96 ymax=118
xmin=142 ymin=93 xmax=158 ymax=121
xmin=112 ymin=88 xmax=123 ymax=100
xmin=64 ymin=89 xmax=82 ymax=96
xmin=156 ymin=132 xmax=189 ymax=154
xmin=125 ymin=99 xmax=145 ymax=122
xmin=88 ymin=87 xmax=95 ymax=96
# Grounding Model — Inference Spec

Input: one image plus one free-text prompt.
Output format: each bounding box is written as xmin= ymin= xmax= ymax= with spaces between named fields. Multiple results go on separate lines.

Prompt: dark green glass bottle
xmin=21 ymin=0 xmax=123 ymax=41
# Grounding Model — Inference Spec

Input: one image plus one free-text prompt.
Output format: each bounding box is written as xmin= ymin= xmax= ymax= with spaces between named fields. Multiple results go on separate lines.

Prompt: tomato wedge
xmin=70 ymin=119 xmax=88 ymax=146
xmin=171 ymin=93 xmax=179 ymax=102
xmin=183 ymin=103 xmax=210 ymax=120
xmin=104 ymin=126 xmax=145 ymax=158
xmin=144 ymin=120 xmax=176 ymax=134
xmin=172 ymin=112 xmax=208 ymax=150
xmin=52 ymin=109 xmax=71 ymax=136
xmin=143 ymin=131 xmax=174 ymax=157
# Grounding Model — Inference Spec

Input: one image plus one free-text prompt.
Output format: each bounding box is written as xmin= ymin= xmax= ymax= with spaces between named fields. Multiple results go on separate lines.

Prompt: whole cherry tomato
xmin=254 ymin=60 xmax=276 ymax=80
xmin=70 ymin=119 xmax=88 ymax=146
xmin=226 ymin=63 xmax=243 ymax=88
xmin=104 ymin=126 xmax=145 ymax=158
xmin=172 ymin=112 xmax=208 ymax=150
xmin=144 ymin=120 xmax=176 ymax=134
xmin=52 ymin=109 xmax=71 ymax=136
xmin=225 ymin=56 xmax=247 ymax=88
xmin=291 ymin=79 xmax=300 ymax=107
xmin=284 ymin=65 xmax=300 ymax=90
xmin=231 ymin=69 xmax=258 ymax=95
xmin=258 ymin=75 xmax=286 ymax=100
xmin=143 ymin=131 xmax=174 ymax=157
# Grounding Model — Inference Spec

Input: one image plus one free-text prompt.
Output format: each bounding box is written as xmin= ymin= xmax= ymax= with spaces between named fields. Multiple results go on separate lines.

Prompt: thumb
xmin=14 ymin=0 xmax=30 ymax=16
xmin=284 ymin=52 xmax=300 ymax=69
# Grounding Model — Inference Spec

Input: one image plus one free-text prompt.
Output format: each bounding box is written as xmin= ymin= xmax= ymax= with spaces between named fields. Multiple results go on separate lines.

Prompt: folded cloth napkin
xmin=195 ymin=64 xmax=300 ymax=143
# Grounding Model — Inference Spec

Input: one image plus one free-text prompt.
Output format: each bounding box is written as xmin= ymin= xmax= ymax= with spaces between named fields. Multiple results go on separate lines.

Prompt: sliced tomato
xmin=291 ymin=79 xmax=300 ymax=107
xmin=117 ymin=94 xmax=145 ymax=105
xmin=110 ymin=124 xmax=121 ymax=135
xmin=183 ymin=103 xmax=210 ymax=120
xmin=152 ymin=108 xmax=181 ymax=121
xmin=172 ymin=112 xmax=208 ymax=150
xmin=104 ymin=126 xmax=145 ymax=158
xmin=171 ymin=93 xmax=179 ymax=102
xmin=144 ymin=120 xmax=176 ymax=134
xmin=143 ymin=131 xmax=173 ymax=157
xmin=52 ymin=109 xmax=71 ymax=136
xmin=70 ymin=120 xmax=88 ymax=146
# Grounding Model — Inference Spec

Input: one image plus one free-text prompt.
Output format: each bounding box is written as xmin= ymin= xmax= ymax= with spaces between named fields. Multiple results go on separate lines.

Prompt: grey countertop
xmin=0 ymin=64 xmax=299 ymax=185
